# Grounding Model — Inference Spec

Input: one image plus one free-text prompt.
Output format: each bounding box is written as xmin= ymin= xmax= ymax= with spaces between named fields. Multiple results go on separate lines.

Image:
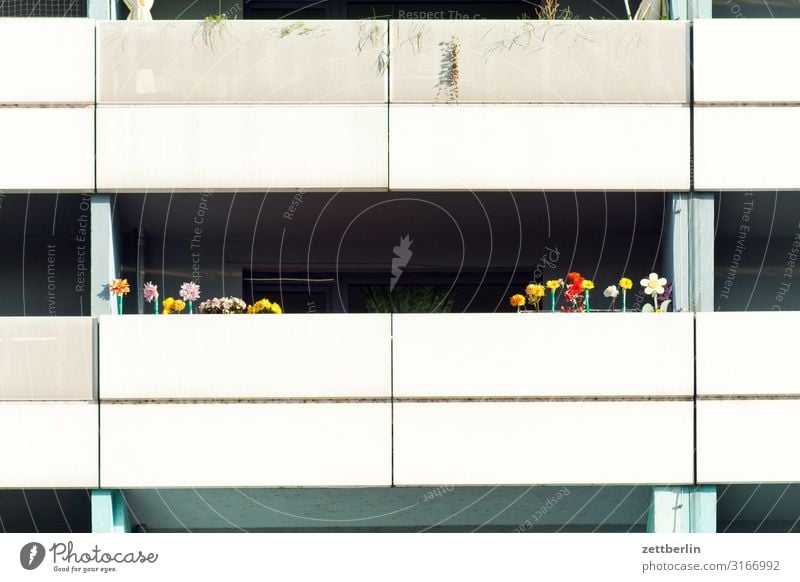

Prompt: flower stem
xmin=653 ymin=294 xmax=658 ymax=311
xmin=189 ymin=301 xmax=194 ymax=315
xmin=585 ymin=290 xmax=590 ymax=313
xmin=117 ymin=295 xmax=122 ymax=316
xmin=154 ymin=296 xmax=158 ymax=315
xmin=551 ymin=290 xmax=555 ymax=313
xmin=622 ymin=289 xmax=627 ymax=313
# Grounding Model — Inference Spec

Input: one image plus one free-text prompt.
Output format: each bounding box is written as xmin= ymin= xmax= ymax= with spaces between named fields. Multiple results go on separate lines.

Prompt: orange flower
xmin=510 ymin=294 xmax=526 ymax=308
xmin=109 ymin=278 xmax=130 ymax=296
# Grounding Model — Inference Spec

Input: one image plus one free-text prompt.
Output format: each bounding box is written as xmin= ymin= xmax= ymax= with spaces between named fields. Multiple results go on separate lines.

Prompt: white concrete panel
xmin=697 ymin=400 xmax=800 ymax=483
xmin=694 ymin=20 xmax=800 ymax=104
xmin=696 ymin=312 xmax=800 ymax=395
xmin=694 ymin=107 xmax=800 ymax=191
xmin=0 ymin=19 xmax=94 ymax=104
xmin=394 ymin=401 xmax=693 ymax=485
xmin=0 ymin=402 xmax=97 ymax=488
xmin=394 ymin=313 xmax=694 ymax=397
xmin=389 ymin=105 xmax=689 ymax=191
xmin=96 ymin=105 xmax=388 ymax=191
xmin=391 ymin=20 xmax=688 ymax=104
xmin=99 ymin=315 xmax=390 ymax=399
xmin=101 ymin=403 xmax=391 ymax=487
xmin=0 ymin=108 xmax=95 ymax=191
xmin=97 ymin=20 xmax=387 ymax=104
xmin=0 ymin=317 xmax=93 ymax=400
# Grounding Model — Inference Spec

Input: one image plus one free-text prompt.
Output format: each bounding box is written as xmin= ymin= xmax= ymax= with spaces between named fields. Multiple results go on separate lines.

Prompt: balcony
xmin=0 ymin=19 xmax=94 ymax=192
xmin=694 ymin=20 xmax=800 ymax=190
xmin=96 ymin=313 xmax=693 ymax=487
xmin=696 ymin=312 xmax=800 ymax=483
xmin=97 ymin=314 xmax=392 ymax=487
xmin=392 ymin=313 xmax=695 ymax=485
xmin=95 ymin=20 xmax=388 ymax=192
xmin=0 ymin=19 xmax=681 ymax=192
xmin=388 ymin=20 xmax=690 ymax=191
xmin=0 ymin=317 xmax=96 ymax=487
xmin=2 ymin=311 xmax=796 ymax=488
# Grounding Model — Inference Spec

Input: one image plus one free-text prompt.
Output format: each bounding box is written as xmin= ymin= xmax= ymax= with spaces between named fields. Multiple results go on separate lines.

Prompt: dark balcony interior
xmin=714 ymin=191 xmax=800 ymax=311
xmin=113 ymin=191 xmax=667 ymax=314
xmin=0 ymin=194 xmax=90 ymax=317
xmin=0 ymin=490 xmax=91 ymax=533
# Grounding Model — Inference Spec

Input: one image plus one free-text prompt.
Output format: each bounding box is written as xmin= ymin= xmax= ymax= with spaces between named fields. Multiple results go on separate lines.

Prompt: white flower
xmin=640 ymin=272 xmax=667 ymax=296
xmin=603 ymin=285 xmax=619 ymax=299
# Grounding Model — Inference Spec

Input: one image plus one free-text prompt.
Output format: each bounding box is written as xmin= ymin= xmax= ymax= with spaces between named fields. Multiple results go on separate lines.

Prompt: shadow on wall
xmin=0 ymin=194 xmax=90 ymax=317
xmin=714 ymin=191 xmax=800 ymax=312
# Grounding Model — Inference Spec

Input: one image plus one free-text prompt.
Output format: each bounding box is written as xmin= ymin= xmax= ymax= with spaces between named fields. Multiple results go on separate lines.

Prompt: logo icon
xmin=20 ymin=542 xmax=45 ymax=570
xmin=391 ymin=235 xmax=413 ymax=291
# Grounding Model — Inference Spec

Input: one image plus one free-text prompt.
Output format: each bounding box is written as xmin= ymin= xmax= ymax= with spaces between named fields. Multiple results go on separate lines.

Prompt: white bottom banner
xmin=1 ymin=534 xmax=797 ymax=581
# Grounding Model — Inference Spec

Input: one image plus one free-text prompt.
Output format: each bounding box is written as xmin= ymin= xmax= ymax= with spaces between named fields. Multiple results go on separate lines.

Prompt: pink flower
xmin=179 ymin=281 xmax=201 ymax=302
xmin=143 ymin=281 xmax=158 ymax=303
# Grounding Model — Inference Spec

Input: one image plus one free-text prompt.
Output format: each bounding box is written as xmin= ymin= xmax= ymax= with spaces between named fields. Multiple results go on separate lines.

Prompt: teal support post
xmin=667 ymin=192 xmax=714 ymax=312
xmin=689 ymin=193 xmax=715 ymax=312
xmin=671 ymin=0 xmax=711 ymax=19
xmin=91 ymin=195 xmax=121 ymax=316
xmin=91 ymin=490 xmax=132 ymax=533
xmin=647 ymin=486 xmax=716 ymax=533
xmin=666 ymin=193 xmax=690 ymax=312
xmin=88 ymin=0 xmax=119 ymax=19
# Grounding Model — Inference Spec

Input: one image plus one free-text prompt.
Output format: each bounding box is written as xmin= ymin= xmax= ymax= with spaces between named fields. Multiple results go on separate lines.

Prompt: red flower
xmin=567 ymin=271 xmax=582 ymax=282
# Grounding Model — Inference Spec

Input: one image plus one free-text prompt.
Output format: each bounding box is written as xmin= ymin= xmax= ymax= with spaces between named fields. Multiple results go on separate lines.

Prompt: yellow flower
xmin=510 ymin=294 xmax=526 ymax=308
xmin=581 ymin=280 xmax=595 ymax=291
xmin=619 ymin=277 xmax=633 ymax=290
xmin=525 ymin=284 xmax=545 ymax=300
xmin=546 ymin=279 xmax=561 ymax=291
xmin=248 ymin=298 xmax=283 ymax=314
xmin=162 ymin=297 xmax=175 ymax=314
xmin=173 ymin=299 xmax=186 ymax=313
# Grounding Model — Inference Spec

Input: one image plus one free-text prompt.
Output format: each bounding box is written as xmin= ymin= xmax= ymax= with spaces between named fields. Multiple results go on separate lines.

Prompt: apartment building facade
xmin=1 ymin=0 xmax=799 ymax=533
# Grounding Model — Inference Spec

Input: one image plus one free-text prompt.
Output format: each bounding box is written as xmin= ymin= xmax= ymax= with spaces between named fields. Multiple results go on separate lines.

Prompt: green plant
xmin=279 ymin=21 xmax=317 ymax=38
xmin=535 ymin=0 xmax=573 ymax=20
xmin=197 ymin=13 xmax=229 ymax=50
xmin=361 ymin=286 xmax=456 ymax=313
xmin=358 ymin=20 xmax=389 ymax=76
xmin=436 ymin=36 xmax=460 ymax=103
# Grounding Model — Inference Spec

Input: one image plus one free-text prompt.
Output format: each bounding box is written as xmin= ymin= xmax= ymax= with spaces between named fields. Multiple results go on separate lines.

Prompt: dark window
xmin=0 ymin=0 xmax=87 ymax=17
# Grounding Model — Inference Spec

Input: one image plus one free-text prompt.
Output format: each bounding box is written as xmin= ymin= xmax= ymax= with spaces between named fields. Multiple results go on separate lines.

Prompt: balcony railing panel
xmin=97 ymin=20 xmax=388 ymax=104
xmin=390 ymin=21 xmax=688 ymax=104
xmin=394 ymin=401 xmax=693 ymax=485
xmin=392 ymin=313 xmax=694 ymax=485
xmin=696 ymin=312 xmax=800 ymax=483
xmin=0 ymin=317 xmax=93 ymax=400
xmin=0 ymin=19 xmax=94 ymax=104
xmin=0 ymin=402 xmax=98 ymax=488
xmin=696 ymin=312 xmax=800 ymax=395
xmin=694 ymin=20 xmax=800 ymax=104
xmin=96 ymin=105 xmax=388 ymax=191
xmin=697 ymin=401 xmax=800 ymax=483
xmin=0 ymin=108 xmax=94 ymax=192
xmin=99 ymin=314 xmax=391 ymax=399
xmin=694 ymin=107 xmax=800 ymax=191
xmin=389 ymin=105 xmax=690 ymax=191
xmin=394 ymin=313 xmax=694 ymax=397
xmin=100 ymin=403 xmax=391 ymax=487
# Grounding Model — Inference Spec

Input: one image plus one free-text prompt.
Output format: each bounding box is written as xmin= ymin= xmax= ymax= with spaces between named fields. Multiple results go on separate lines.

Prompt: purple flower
xmin=179 ymin=281 xmax=201 ymax=302
xmin=660 ymin=282 xmax=672 ymax=302
xmin=143 ymin=281 xmax=158 ymax=303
